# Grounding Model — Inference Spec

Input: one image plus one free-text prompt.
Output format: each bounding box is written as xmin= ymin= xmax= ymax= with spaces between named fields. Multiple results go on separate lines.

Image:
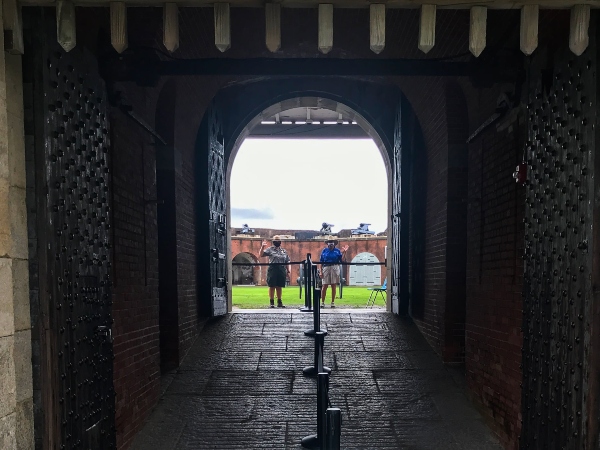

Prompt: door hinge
xmin=95 ymin=325 xmax=112 ymax=344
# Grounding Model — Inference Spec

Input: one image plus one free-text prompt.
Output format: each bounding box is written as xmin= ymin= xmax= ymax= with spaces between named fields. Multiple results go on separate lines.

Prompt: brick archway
xmin=232 ymin=251 xmax=260 ymax=285
xmin=225 ymin=96 xmax=393 ymax=311
xmin=216 ymin=80 xmax=403 ymax=310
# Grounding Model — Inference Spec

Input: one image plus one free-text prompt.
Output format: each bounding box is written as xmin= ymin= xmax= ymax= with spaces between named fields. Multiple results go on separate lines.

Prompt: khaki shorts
xmin=322 ymin=265 xmax=340 ymax=285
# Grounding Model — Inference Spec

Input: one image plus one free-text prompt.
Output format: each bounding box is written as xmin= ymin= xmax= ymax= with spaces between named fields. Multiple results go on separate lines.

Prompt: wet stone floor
xmin=130 ymin=310 xmax=502 ymax=450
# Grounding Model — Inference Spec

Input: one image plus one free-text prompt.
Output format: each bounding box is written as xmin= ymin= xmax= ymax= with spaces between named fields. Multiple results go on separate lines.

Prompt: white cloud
xmin=230 ymin=138 xmax=388 ymax=234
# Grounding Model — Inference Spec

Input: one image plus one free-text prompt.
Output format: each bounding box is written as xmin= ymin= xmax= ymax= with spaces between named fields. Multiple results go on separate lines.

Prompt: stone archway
xmin=196 ymin=77 xmax=423 ymax=316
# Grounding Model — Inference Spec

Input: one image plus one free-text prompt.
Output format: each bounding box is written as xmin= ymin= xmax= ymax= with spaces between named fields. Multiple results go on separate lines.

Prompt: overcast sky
xmin=230 ymin=139 xmax=388 ymax=233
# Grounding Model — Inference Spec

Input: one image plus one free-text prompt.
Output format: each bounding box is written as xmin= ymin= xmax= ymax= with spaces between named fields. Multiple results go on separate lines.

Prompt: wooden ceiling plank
xmin=4 ymin=0 xmax=24 ymax=54
xmin=469 ymin=6 xmax=486 ymax=57
xmin=16 ymin=0 xmax=600 ymax=8
xmin=370 ymin=3 xmax=385 ymax=54
xmin=163 ymin=3 xmax=179 ymax=52
xmin=214 ymin=3 xmax=231 ymax=52
xmin=111 ymin=2 xmax=128 ymax=53
xmin=318 ymin=3 xmax=333 ymax=54
xmin=520 ymin=4 xmax=539 ymax=55
xmin=569 ymin=4 xmax=590 ymax=55
xmin=265 ymin=3 xmax=281 ymax=52
xmin=418 ymin=4 xmax=435 ymax=54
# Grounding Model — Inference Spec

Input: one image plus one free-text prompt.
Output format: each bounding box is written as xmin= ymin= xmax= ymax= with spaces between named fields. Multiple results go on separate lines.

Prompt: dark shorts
xmin=267 ymin=265 xmax=287 ymax=287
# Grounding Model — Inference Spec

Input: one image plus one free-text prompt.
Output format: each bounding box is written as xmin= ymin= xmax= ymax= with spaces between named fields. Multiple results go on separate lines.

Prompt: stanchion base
xmin=298 ymin=307 xmax=313 ymax=313
xmin=303 ymin=329 xmax=327 ymax=337
xmin=302 ymin=366 xmax=332 ymax=377
xmin=301 ymin=434 xmax=319 ymax=449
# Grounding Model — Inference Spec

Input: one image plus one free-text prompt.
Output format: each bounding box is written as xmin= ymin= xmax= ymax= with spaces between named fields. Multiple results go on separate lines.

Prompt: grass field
xmin=232 ymin=285 xmax=386 ymax=309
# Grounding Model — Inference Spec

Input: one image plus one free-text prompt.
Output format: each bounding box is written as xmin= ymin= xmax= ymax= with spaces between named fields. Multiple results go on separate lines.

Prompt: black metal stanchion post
xmin=299 ymin=262 xmax=303 ymax=300
xmin=300 ymin=256 xmax=313 ymax=312
xmin=303 ymin=331 xmax=331 ymax=377
xmin=338 ymin=263 xmax=343 ymax=299
xmin=325 ymin=408 xmax=341 ymax=450
xmin=301 ymin=372 xmax=329 ymax=449
xmin=305 ymin=265 xmax=326 ymax=336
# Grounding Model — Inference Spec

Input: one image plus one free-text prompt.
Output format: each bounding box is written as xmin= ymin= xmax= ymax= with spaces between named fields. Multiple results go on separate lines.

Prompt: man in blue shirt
xmin=319 ymin=239 xmax=349 ymax=308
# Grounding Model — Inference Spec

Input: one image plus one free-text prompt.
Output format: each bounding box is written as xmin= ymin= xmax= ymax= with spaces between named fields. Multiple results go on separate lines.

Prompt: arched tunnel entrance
xmin=10 ymin=6 xmax=600 ymax=450
xmin=195 ymin=79 xmax=418 ymax=319
xmin=224 ymin=93 xmax=394 ymax=312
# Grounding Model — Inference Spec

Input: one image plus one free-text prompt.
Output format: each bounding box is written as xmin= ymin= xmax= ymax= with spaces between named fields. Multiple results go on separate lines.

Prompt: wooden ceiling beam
xmin=318 ymin=3 xmax=333 ymax=54
xmin=520 ymin=4 xmax=539 ymax=55
xmin=418 ymin=4 xmax=436 ymax=54
xmin=265 ymin=3 xmax=281 ymax=52
xmin=369 ymin=4 xmax=385 ymax=54
xmin=469 ymin=6 xmax=486 ymax=57
xmin=110 ymin=2 xmax=128 ymax=53
xmin=214 ymin=3 xmax=231 ymax=52
xmin=17 ymin=0 xmax=600 ymax=8
xmin=163 ymin=3 xmax=179 ymax=52
xmin=56 ymin=0 xmax=76 ymax=52
xmin=569 ymin=4 xmax=590 ymax=55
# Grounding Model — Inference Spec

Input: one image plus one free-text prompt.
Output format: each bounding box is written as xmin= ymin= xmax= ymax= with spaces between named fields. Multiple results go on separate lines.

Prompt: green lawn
xmin=232 ymin=285 xmax=386 ymax=309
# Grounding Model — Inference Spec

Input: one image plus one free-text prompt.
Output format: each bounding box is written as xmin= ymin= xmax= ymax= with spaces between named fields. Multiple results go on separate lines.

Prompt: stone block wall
xmin=0 ymin=15 xmax=34 ymax=450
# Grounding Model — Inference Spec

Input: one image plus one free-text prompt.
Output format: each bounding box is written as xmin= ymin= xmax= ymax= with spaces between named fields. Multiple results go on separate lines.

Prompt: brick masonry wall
xmin=110 ymin=100 xmax=161 ymax=450
xmin=463 ymin=87 xmax=524 ymax=449
xmin=402 ymin=78 xmax=449 ymax=357
xmin=231 ymin=235 xmax=387 ymax=287
xmin=171 ymin=77 xmax=224 ymax=358
xmin=444 ymin=83 xmax=469 ymax=363
xmin=24 ymin=6 xmax=573 ymax=450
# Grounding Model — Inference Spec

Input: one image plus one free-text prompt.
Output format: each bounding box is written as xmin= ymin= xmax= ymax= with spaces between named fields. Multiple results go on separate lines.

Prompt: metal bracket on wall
xmin=211 ymin=248 xmax=225 ymax=261
xmin=466 ymin=93 xmax=512 ymax=143
xmin=107 ymin=88 xmax=167 ymax=144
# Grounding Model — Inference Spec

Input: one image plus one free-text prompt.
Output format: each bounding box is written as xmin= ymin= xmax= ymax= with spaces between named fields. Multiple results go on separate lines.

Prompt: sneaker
xmin=321 ymin=303 xmax=325 ymax=308
xmin=331 ymin=303 xmax=335 ymax=308
xmin=270 ymin=299 xmax=275 ymax=308
xmin=277 ymin=300 xmax=285 ymax=308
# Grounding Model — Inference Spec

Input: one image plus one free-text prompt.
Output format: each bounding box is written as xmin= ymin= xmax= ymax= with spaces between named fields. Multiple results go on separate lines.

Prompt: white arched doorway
xmin=348 ymin=252 xmax=381 ymax=286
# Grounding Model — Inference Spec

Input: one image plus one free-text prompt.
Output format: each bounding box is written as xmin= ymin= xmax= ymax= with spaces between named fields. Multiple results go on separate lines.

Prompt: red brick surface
xmin=463 ymin=87 xmax=524 ymax=450
xmin=72 ymin=7 xmax=539 ymax=449
xmin=231 ymin=235 xmax=388 ymax=286
xmin=110 ymin=103 xmax=161 ymax=450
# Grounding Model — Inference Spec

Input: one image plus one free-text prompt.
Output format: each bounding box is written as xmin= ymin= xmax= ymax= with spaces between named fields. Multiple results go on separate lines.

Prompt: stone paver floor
xmin=130 ymin=310 xmax=502 ymax=449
